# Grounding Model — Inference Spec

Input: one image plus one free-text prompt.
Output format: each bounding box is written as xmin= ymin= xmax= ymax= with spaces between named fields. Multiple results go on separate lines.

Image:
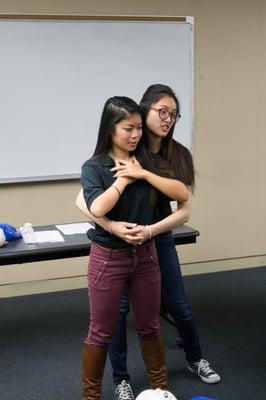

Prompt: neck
xmin=148 ymin=132 xmax=162 ymax=154
xmin=109 ymin=149 xmax=132 ymax=161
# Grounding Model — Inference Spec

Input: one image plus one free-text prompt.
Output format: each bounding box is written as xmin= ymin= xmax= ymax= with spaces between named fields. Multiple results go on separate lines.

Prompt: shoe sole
xmin=200 ymin=375 xmax=221 ymax=384
xmin=187 ymin=366 xmax=221 ymax=384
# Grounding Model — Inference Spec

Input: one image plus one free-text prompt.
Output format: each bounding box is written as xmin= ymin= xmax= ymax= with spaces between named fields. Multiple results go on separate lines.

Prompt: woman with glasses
xmin=77 ymin=85 xmax=220 ymax=400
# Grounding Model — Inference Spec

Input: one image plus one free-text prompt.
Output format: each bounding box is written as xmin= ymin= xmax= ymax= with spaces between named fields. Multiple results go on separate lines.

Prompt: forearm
xmin=150 ymin=194 xmax=192 ymax=237
xmin=89 ymin=178 xmax=128 ymax=218
xmin=143 ymin=170 xmax=189 ymax=201
xmin=75 ymin=189 xmax=112 ymax=231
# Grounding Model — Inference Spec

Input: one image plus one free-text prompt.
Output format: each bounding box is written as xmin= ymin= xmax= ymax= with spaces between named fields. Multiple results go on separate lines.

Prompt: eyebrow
xmin=122 ymin=122 xmax=142 ymax=127
xmin=159 ymin=104 xmax=177 ymax=111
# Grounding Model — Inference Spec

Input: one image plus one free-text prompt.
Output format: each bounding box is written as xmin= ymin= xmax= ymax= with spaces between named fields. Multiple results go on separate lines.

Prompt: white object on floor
xmin=136 ymin=389 xmax=178 ymax=400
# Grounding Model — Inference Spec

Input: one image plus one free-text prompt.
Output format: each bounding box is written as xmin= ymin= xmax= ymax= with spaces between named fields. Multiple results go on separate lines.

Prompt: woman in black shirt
xmin=80 ymin=96 xmax=188 ymax=400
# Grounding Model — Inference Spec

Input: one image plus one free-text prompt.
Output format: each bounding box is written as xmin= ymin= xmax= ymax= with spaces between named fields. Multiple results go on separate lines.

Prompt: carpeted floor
xmin=0 ymin=266 xmax=265 ymax=400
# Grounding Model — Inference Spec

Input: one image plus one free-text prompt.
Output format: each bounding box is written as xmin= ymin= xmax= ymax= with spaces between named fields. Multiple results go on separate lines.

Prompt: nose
xmin=131 ymin=128 xmax=141 ymax=138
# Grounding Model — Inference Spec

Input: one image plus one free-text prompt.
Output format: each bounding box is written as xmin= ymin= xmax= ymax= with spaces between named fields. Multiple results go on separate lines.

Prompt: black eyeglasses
xmin=150 ymin=107 xmax=181 ymax=123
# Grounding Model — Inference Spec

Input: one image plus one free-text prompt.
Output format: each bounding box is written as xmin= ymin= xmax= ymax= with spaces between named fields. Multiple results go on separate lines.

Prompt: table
xmin=0 ymin=223 xmax=199 ymax=266
xmin=0 ymin=223 xmax=199 ymax=336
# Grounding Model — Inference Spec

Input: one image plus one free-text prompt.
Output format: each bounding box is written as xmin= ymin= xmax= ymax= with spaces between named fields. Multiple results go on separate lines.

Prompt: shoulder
xmin=168 ymin=139 xmax=195 ymax=187
xmin=171 ymin=139 xmax=192 ymax=157
xmin=171 ymin=139 xmax=194 ymax=165
xmin=82 ymin=154 xmax=113 ymax=170
xmin=81 ymin=156 xmax=104 ymax=183
xmin=81 ymin=154 xmax=115 ymax=185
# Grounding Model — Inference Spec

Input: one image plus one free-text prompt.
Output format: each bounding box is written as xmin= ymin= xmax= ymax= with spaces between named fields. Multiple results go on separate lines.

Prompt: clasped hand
xmin=111 ymin=222 xmax=150 ymax=246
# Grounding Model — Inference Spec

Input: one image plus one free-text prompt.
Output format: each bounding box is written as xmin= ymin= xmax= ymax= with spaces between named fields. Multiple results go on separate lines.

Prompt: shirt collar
xmin=93 ymin=154 xmax=115 ymax=167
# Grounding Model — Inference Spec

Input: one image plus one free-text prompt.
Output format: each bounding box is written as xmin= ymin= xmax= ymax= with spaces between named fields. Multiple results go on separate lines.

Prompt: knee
xmin=167 ymin=300 xmax=194 ymax=320
xmin=135 ymin=318 xmax=160 ymax=341
xmin=87 ymin=321 xmax=117 ymax=347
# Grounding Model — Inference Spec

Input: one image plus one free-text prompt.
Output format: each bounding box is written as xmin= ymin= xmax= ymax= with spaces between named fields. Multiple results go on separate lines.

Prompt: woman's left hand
xmin=111 ymin=156 xmax=146 ymax=180
xmin=132 ymin=225 xmax=151 ymax=245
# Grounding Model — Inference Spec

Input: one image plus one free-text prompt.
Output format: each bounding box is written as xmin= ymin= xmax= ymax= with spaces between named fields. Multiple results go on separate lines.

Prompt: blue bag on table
xmin=0 ymin=223 xmax=22 ymax=241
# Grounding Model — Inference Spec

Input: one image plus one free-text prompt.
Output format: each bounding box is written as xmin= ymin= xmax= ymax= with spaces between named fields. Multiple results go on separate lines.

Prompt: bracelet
xmin=145 ymin=225 xmax=152 ymax=240
xmin=109 ymin=221 xmax=114 ymax=235
xmin=111 ymin=184 xmax=121 ymax=197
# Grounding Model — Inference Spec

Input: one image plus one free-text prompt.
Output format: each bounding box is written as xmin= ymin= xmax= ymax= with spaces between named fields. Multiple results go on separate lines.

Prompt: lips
xmin=161 ymin=124 xmax=170 ymax=132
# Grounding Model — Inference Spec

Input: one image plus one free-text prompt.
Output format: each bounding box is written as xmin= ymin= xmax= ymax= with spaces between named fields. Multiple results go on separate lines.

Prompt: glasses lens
xmin=159 ymin=109 xmax=170 ymax=120
xmin=171 ymin=113 xmax=178 ymax=122
xmin=159 ymin=109 xmax=178 ymax=122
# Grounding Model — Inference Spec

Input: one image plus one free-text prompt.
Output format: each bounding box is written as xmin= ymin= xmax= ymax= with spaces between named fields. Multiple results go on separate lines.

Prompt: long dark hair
xmin=93 ymin=96 xmax=143 ymax=157
xmin=139 ymin=84 xmax=195 ymax=189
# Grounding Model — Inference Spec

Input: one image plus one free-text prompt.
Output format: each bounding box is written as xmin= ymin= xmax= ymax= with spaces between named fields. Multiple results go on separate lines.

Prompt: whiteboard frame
xmin=0 ymin=14 xmax=194 ymax=184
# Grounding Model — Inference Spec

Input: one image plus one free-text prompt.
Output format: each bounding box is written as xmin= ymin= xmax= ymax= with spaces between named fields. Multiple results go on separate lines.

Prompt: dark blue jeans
xmin=108 ymin=232 xmax=202 ymax=385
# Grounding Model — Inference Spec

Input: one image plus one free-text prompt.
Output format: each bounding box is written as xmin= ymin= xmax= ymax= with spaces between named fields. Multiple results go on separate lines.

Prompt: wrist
xmin=142 ymin=169 xmax=149 ymax=180
xmin=115 ymin=177 xmax=128 ymax=191
xmin=145 ymin=225 xmax=152 ymax=240
xmin=111 ymin=184 xmax=121 ymax=197
xmin=108 ymin=221 xmax=114 ymax=235
xmin=149 ymin=223 xmax=158 ymax=237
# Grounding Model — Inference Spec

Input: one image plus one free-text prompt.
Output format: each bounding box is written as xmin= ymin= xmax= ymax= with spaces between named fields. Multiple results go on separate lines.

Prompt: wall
xmin=1 ymin=0 xmax=265 ymax=297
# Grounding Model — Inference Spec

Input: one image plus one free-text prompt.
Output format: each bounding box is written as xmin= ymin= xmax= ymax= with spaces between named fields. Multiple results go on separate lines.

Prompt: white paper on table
xmin=24 ymin=230 xmax=65 ymax=244
xmin=55 ymin=222 xmax=94 ymax=235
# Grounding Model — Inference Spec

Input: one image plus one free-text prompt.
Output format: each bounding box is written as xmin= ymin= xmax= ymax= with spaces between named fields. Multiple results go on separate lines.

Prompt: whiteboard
xmin=0 ymin=16 xmax=194 ymax=183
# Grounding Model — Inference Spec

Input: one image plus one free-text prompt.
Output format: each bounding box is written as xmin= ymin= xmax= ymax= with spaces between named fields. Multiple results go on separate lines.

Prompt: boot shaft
xmin=82 ymin=343 xmax=107 ymax=400
xmin=140 ymin=336 xmax=168 ymax=390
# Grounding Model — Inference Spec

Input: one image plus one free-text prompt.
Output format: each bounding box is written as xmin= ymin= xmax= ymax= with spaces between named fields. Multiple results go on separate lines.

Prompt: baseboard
xmin=1 ymin=255 xmax=265 ymax=298
xmin=0 ymin=275 xmax=87 ymax=298
xmin=180 ymin=254 xmax=266 ymax=276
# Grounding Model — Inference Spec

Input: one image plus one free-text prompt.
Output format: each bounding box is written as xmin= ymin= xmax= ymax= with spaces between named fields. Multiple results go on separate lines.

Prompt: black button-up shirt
xmin=81 ymin=154 xmax=155 ymax=248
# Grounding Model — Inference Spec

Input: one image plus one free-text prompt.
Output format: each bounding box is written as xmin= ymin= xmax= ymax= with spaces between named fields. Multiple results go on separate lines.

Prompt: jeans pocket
xmin=149 ymin=255 xmax=160 ymax=270
xmin=94 ymin=260 xmax=108 ymax=284
xmin=140 ymin=255 xmax=161 ymax=285
xmin=89 ymin=257 xmax=109 ymax=287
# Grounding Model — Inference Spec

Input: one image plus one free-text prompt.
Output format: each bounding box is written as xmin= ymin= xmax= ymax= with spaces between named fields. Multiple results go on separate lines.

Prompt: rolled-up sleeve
xmin=80 ymin=161 xmax=104 ymax=211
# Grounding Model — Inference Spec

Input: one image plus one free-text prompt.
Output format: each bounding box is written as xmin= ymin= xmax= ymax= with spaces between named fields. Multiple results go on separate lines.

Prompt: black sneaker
xmin=114 ymin=380 xmax=134 ymax=400
xmin=188 ymin=359 xmax=221 ymax=384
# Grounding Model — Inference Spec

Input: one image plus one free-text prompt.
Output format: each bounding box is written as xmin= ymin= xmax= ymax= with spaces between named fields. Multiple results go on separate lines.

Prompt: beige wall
xmin=1 ymin=0 xmax=266 ymax=298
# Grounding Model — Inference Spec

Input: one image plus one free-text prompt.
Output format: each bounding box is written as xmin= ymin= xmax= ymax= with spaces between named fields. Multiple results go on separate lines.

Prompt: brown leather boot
xmin=82 ymin=343 xmax=107 ymax=400
xmin=140 ymin=336 xmax=168 ymax=390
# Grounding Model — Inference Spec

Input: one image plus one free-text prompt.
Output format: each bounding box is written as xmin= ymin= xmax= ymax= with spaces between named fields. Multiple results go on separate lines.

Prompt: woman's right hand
xmin=111 ymin=156 xmax=145 ymax=180
xmin=113 ymin=159 xmax=135 ymax=186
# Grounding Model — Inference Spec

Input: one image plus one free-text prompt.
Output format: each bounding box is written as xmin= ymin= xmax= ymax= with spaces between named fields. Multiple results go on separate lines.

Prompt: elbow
xmin=89 ymin=203 xmax=105 ymax=218
xmin=182 ymin=191 xmax=190 ymax=202
xmin=75 ymin=190 xmax=85 ymax=210
xmin=182 ymin=210 xmax=191 ymax=224
xmin=177 ymin=187 xmax=190 ymax=202
xmin=183 ymin=215 xmax=190 ymax=224
xmin=183 ymin=186 xmax=191 ymax=202
xmin=75 ymin=197 xmax=80 ymax=209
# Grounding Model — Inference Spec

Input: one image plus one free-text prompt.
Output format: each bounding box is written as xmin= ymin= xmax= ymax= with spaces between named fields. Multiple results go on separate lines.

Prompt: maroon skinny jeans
xmin=85 ymin=240 xmax=161 ymax=346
